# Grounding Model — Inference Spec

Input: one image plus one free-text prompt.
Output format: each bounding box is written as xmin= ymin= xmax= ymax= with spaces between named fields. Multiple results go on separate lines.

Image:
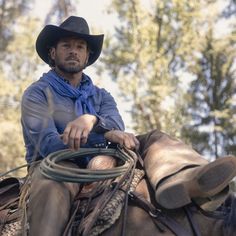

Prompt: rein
xmin=82 ymin=148 xmax=138 ymax=236
xmin=129 ymin=191 xmax=192 ymax=236
xmin=129 ymin=191 xmax=230 ymax=236
xmin=120 ymin=148 xmax=138 ymax=236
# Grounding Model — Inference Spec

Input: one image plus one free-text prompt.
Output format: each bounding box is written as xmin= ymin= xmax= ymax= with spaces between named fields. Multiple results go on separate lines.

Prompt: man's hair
xmin=48 ymin=49 xmax=55 ymax=68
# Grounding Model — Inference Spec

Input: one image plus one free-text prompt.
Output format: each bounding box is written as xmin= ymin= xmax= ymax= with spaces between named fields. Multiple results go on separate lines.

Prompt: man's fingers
xmin=68 ymin=128 xmax=78 ymax=150
xmin=123 ymin=133 xmax=139 ymax=150
xmin=133 ymin=136 xmax=140 ymax=150
xmin=62 ymin=115 xmax=97 ymax=149
xmin=63 ymin=128 xmax=139 ymax=151
xmin=81 ymin=129 xmax=89 ymax=145
xmin=63 ymin=126 xmax=71 ymax=145
xmin=74 ymin=129 xmax=82 ymax=150
xmin=62 ymin=126 xmax=90 ymax=150
xmin=104 ymin=130 xmax=140 ymax=150
xmin=63 ymin=123 xmax=82 ymax=150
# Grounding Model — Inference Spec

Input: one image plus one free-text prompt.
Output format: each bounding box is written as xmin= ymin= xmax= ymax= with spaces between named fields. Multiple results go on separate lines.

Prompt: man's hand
xmin=62 ymin=114 xmax=97 ymax=150
xmin=104 ymin=130 xmax=140 ymax=150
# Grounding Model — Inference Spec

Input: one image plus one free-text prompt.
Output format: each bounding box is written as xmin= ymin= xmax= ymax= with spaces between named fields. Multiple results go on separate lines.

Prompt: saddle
xmin=0 ymin=177 xmax=22 ymax=236
xmin=64 ymin=168 xmax=145 ymax=236
xmin=0 ymin=169 xmax=144 ymax=236
xmin=1 ymin=147 xmax=142 ymax=236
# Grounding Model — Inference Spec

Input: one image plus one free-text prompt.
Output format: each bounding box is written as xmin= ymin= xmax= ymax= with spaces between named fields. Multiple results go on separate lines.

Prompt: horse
xmin=1 ymin=148 xmax=236 ymax=236
xmin=1 ymin=176 xmax=236 ymax=236
xmin=100 ymin=178 xmax=236 ymax=236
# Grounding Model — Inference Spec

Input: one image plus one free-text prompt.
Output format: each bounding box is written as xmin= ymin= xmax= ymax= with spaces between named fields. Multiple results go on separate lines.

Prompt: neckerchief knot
xmin=42 ymin=70 xmax=97 ymax=116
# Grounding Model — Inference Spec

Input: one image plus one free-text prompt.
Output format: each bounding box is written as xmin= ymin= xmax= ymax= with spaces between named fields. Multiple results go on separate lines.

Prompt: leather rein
xmin=128 ymin=190 xmax=228 ymax=236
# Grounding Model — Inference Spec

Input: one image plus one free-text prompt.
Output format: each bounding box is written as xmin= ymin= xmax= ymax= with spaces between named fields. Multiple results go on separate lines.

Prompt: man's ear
xmin=49 ymin=47 xmax=55 ymax=60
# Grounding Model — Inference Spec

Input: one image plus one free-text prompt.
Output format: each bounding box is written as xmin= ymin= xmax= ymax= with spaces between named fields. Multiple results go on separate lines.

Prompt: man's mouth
xmin=66 ymin=58 xmax=79 ymax=62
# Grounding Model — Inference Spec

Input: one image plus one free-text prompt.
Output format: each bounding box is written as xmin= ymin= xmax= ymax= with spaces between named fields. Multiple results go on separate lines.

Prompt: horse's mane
xmin=223 ymin=193 xmax=236 ymax=235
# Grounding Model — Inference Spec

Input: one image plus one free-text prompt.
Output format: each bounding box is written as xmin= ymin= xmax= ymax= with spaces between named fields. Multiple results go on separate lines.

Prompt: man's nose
xmin=68 ymin=46 xmax=78 ymax=55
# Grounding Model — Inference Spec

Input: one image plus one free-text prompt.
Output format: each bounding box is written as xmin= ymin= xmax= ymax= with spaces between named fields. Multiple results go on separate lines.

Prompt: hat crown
xmin=60 ymin=16 xmax=90 ymax=35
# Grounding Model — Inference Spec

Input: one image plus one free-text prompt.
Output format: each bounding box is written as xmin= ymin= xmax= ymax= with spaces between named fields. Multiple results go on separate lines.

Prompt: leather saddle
xmin=0 ymin=177 xmax=22 ymax=234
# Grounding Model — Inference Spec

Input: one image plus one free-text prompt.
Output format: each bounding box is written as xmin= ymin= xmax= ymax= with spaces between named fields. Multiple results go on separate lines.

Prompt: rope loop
xmin=39 ymin=146 xmax=137 ymax=183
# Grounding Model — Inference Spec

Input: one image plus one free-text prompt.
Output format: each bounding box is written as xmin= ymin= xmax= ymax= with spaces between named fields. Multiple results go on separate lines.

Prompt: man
xmin=21 ymin=16 xmax=139 ymax=236
xmin=21 ymin=16 xmax=236 ymax=235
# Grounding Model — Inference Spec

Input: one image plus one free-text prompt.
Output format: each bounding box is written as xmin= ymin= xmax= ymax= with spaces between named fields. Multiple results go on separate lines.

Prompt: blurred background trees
xmin=0 ymin=0 xmax=235 ymax=177
xmin=102 ymin=0 xmax=236 ymax=157
xmin=0 ymin=0 xmax=37 ymax=176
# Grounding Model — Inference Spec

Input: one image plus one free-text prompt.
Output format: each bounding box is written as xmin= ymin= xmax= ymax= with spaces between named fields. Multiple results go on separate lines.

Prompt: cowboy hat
xmin=36 ymin=16 xmax=104 ymax=66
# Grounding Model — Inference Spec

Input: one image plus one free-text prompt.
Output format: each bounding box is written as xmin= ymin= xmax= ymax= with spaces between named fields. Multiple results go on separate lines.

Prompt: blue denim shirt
xmin=21 ymin=70 xmax=125 ymax=163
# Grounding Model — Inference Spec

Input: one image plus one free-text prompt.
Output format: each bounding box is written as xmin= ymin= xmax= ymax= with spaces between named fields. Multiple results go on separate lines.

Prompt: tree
xmin=0 ymin=15 xmax=41 ymax=176
xmin=0 ymin=0 xmax=31 ymax=54
xmin=45 ymin=0 xmax=76 ymax=24
xmin=102 ymin=0 xmax=236 ymax=158
xmin=0 ymin=0 xmax=79 ymax=176
xmin=182 ymin=0 xmax=236 ymax=157
xmin=0 ymin=1 xmax=38 ymax=176
xmin=102 ymin=0 xmax=206 ymax=136
xmin=183 ymin=31 xmax=236 ymax=157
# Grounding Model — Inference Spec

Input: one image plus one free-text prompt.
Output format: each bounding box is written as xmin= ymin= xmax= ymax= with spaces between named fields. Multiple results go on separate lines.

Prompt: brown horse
xmin=64 ymin=174 xmax=235 ymax=236
xmin=96 ymin=179 xmax=235 ymax=236
xmin=1 ymin=174 xmax=236 ymax=236
xmin=2 ymin=142 xmax=235 ymax=236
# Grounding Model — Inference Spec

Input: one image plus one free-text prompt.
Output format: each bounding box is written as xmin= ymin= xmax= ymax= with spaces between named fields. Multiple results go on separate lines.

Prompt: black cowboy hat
xmin=36 ymin=16 xmax=104 ymax=66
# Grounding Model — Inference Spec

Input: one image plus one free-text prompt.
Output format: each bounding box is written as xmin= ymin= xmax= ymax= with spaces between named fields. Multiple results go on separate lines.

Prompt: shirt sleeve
xmin=93 ymin=88 xmax=125 ymax=133
xmin=21 ymin=84 xmax=125 ymax=160
xmin=21 ymin=86 xmax=68 ymax=158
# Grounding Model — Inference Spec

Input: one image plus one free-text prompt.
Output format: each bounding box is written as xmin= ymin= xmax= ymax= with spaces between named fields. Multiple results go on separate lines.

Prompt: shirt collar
xmin=52 ymin=69 xmax=89 ymax=87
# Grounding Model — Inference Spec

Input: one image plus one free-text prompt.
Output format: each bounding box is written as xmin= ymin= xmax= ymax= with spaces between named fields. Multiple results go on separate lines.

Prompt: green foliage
xmin=0 ymin=0 xmax=32 ymax=55
xmin=102 ymin=0 xmax=205 ymax=135
xmin=0 ymin=14 xmax=41 ymax=177
xmin=0 ymin=0 xmax=235 ymax=177
xmin=183 ymin=33 xmax=236 ymax=156
xmin=0 ymin=0 xmax=79 ymax=176
xmin=0 ymin=0 xmax=31 ymax=176
xmin=102 ymin=0 xmax=236 ymax=156
xmin=45 ymin=0 xmax=76 ymax=24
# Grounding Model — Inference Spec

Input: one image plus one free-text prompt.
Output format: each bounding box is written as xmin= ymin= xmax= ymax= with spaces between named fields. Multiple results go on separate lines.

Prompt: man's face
xmin=50 ymin=37 xmax=89 ymax=74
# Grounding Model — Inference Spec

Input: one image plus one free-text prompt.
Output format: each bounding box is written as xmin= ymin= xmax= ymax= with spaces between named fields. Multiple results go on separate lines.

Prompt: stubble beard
xmin=57 ymin=61 xmax=87 ymax=74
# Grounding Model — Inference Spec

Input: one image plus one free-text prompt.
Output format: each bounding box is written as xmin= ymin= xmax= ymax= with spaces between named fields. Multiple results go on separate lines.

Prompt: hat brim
xmin=36 ymin=25 xmax=104 ymax=66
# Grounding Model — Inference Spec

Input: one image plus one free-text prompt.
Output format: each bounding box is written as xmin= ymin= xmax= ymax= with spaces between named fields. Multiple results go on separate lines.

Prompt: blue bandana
xmin=43 ymin=70 xmax=97 ymax=116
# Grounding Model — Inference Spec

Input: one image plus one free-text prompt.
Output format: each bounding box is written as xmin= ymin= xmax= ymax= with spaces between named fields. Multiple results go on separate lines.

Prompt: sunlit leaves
xmin=103 ymin=0 xmax=235 ymax=155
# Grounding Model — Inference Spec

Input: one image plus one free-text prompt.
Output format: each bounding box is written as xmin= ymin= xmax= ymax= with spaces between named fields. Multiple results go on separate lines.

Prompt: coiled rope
xmin=39 ymin=146 xmax=136 ymax=183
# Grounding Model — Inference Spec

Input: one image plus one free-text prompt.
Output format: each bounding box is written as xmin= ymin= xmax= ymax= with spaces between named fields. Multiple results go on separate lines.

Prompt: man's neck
xmin=54 ymin=68 xmax=83 ymax=87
